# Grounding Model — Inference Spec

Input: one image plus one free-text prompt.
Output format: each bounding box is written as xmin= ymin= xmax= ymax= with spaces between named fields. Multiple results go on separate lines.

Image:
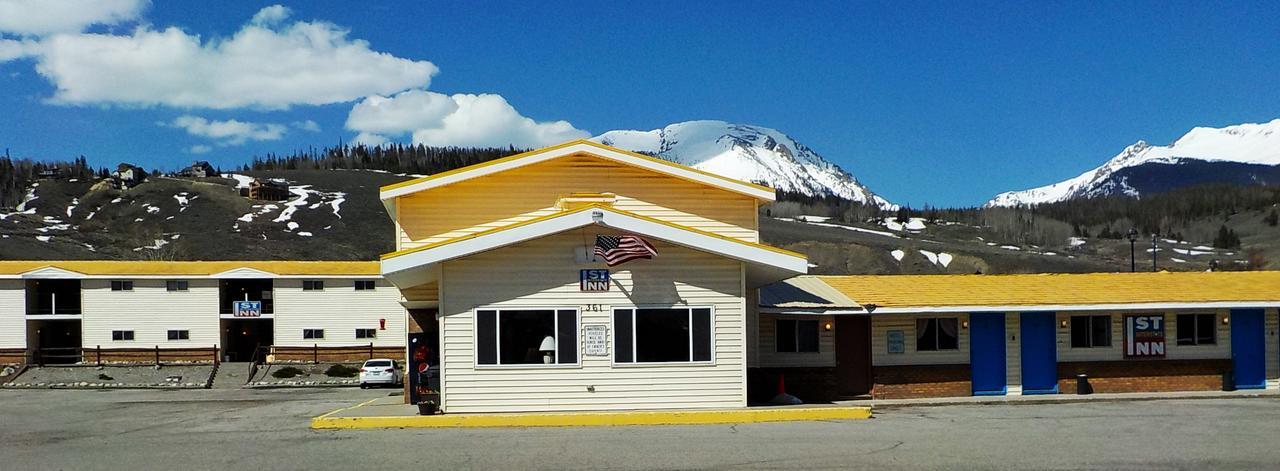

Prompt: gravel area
xmin=247 ymin=362 xmax=363 ymax=387
xmin=2 ymin=364 xmax=214 ymax=389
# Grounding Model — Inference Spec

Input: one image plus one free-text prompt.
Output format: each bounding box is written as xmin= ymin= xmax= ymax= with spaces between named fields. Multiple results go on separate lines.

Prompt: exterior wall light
xmin=824 ymin=322 xmax=833 ymax=331
xmin=1060 ymin=320 xmax=1069 ymax=329
xmin=962 ymin=320 xmax=969 ymax=329
xmin=1222 ymin=316 xmax=1230 ymax=326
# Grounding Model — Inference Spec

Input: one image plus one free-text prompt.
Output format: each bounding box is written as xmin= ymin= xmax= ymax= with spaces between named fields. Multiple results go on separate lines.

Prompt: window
xmin=1071 ymin=315 xmax=1112 ymax=348
xmin=111 ymin=330 xmax=134 ymax=341
xmin=775 ymin=319 xmax=820 ymax=353
xmin=166 ymin=280 xmax=188 ymax=292
xmin=303 ymin=280 xmax=324 ymax=291
xmin=110 ymin=280 xmax=133 ymax=291
xmin=167 ymin=330 xmax=189 ymax=340
xmin=303 ymin=329 xmax=324 ymax=339
xmin=1177 ymin=314 xmax=1217 ymax=346
xmin=916 ymin=318 xmax=959 ymax=351
xmin=614 ymin=307 xmax=712 ymax=363
xmin=354 ymin=280 xmax=376 ymax=291
xmin=356 ymin=328 xmax=377 ymax=339
xmin=476 ymin=309 xmax=578 ymax=366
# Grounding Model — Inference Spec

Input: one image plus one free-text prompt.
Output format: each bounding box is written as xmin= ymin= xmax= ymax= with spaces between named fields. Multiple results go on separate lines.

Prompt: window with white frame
xmin=166 ymin=280 xmax=189 ymax=292
xmin=916 ymin=318 xmax=959 ymax=351
xmin=355 ymin=328 xmax=377 ymax=339
xmin=111 ymin=280 xmax=133 ymax=291
xmin=354 ymin=280 xmax=376 ymax=291
xmin=614 ymin=307 xmax=712 ymax=363
xmin=1071 ymin=315 xmax=1112 ymax=348
xmin=112 ymin=330 xmax=134 ymax=341
xmin=1176 ymin=313 xmax=1217 ymax=346
xmin=303 ymin=329 xmax=324 ymax=339
xmin=168 ymin=330 xmax=189 ymax=340
xmin=775 ymin=318 xmax=820 ymax=353
xmin=475 ymin=309 xmax=578 ymax=366
xmin=303 ymin=280 xmax=324 ymax=291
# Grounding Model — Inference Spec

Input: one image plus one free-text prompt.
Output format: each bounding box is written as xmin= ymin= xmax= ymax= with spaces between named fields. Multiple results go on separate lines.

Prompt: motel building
xmin=0 ymin=261 xmax=406 ymax=365
xmin=2 ymin=140 xmax=1279 ymax=413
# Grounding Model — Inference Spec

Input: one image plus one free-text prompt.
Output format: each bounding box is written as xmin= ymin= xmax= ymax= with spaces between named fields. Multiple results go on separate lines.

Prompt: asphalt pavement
xmin=3 ymin=387 xmax=1280 ymax=470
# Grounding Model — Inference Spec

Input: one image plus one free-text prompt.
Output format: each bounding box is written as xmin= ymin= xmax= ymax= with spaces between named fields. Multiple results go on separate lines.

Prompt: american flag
xmin=594 ymin=235 xmax=657 ymax=266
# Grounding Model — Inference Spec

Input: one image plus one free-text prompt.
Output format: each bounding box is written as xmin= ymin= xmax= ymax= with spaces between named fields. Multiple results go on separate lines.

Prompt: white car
xmin=359 ymin=359 xmax=402 ymax=389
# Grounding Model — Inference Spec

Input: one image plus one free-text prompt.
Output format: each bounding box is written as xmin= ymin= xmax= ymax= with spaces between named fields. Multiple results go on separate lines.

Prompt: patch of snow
xmin=1192 ymin=245 xmax=1214 ymax=251
xmin=919 ymin=250 xmax=939 ymax=265
xmin=986 ymin=242 xmax=997 ymax=246
xmin=66 ymin=198 xmax=78 ymax=217
xmin=329 ymin=193 xmax=346 ymax=218
xmin=133 ymin=218 xmax=144 ymax=222
xmin=1171 ymin=257 xmax=1187 ymax=263
xmin=797 ymin=215 xmax=830 ymax=223
xmin=1173 ymin=248 xmax=1213 ymax=256
xmin=132 ymin=239 xmax=169 ymax=251
xmin=15 ymin=186 xmax=37 ymax=212
xmin=882 ymin=217 xmax=927 ymax=232
xmin=937 ymin=252 xmax=953 ymax=267
xmin=143 ymin=204 xmax=161 ymax=214
xmin=165 ymin=216 xmax=174 ymax=220
xmin=110 ymin=197 xmax=123 ymax=204
xmin=286 ymin=221 xmax=299 ymax=231
xmin=777 ymin=217 xmax=900 ymax=239
xmin=273 ymin=185 xmax=312 ymax=223
xmin=297 ymin=231 xmax=313 ymax=237
xmin=890 ymin=249 xmax=905 ymax=261
xmin=226 ymin=174 xmax=255 ymax=189
xmin=323 ymin=225 xmax=332 ymax=230
xmin=1001 ymin=245 xmax=1021 ymax=251
xmin=84 ymin=243 xmax=95 ymax=252
xmin=36 ymin=236 xmax=51 ymax=242
xmin=1043 ymin=252 xmax=1057 ymax=256
xmin=1068 ymin=237 xmax=1086 ymax=247
xmin=85 ymin=209 xmax=97 ymax=220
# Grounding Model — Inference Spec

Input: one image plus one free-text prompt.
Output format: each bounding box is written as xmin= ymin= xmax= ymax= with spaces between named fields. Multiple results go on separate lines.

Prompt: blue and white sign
xmin=233 ymin=300 xmax=262 ymax=318
xmin=580 ymin=269 xmax=610 ymax=292
xmin=1124 ymin=314 xmax=1165 ymax=358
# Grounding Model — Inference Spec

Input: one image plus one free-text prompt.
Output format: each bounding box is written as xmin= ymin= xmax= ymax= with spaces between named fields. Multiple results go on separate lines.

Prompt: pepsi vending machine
xmin=407 ymin=332 xmax=440 ymax=413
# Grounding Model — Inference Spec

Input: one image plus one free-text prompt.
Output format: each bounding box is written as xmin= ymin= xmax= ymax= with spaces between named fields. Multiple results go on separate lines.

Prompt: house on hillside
xmin=179 ymin=161 xmax=216 ymax=178
xmin=246 ymin=178 xmax=289 ymax=201
xmin=111 ymin=163 xmax=146 ymax=189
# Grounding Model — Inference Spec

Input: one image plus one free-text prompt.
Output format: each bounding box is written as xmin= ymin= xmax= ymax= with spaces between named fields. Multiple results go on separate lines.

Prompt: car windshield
xmin=364 ymin=360 xmax=392 ymax=367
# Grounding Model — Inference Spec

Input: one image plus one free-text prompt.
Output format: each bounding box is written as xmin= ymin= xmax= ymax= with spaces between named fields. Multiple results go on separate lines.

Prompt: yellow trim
xmin=818 ymin=271 xmax=1280 ymax=309
xmin=311 ymin=406 xmax=871 ymax=429
xmin=0 ymin=260 xmax=381 ymax=276
xmin=378 ymin=139 xmax=776 ymax=199
xmin=380 ymin=204 xmax=805 ymax=261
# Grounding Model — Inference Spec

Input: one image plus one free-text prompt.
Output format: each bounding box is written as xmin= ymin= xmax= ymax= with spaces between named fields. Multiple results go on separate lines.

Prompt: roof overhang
xmin=17 ymin=266 xmax=86 ymax=279
xmin=378 ymin=141 xmax=777 ymax=208
xmin=381 ymin=205 xmax=807 ymax=288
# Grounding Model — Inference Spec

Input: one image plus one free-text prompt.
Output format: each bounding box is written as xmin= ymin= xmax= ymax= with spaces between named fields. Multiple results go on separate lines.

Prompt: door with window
xmin=969 ymin=313 xmax=1006 ymax=395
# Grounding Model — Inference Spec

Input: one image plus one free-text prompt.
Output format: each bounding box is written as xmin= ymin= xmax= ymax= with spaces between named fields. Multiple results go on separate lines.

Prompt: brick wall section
xmin=0 ymin=348 xmax=25 ymax=365
xmin=271 ymin=346 xmax=406 ymax=362
xmin=747 ymin=367 xmax=839 ymax=403
xmin=1056 ymin=360 xmax=1231 ymax=394
xmin=873 ymin=364 xmax=972 ymax=399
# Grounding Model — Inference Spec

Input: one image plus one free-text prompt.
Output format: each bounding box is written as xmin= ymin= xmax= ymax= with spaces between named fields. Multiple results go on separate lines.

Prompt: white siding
xmin=273 ymin=278 xmax=406 ymax=348
xmin=0 ymin=281 xmax=24 ymax=349
xmin=870 ymin=313 xmax=971 ymax=366
xmin=439 ymin=231 xmax=746 ymax=413
xmin=755 ymin=313 xmax=836 ymax=367
xmin=81 ymin=279 xmax=220 ymax=348
xmin=1005 ymin=312 xmax=1021 ymax=394
xmin=1056 ymin=309 xmax=1231 ymax=362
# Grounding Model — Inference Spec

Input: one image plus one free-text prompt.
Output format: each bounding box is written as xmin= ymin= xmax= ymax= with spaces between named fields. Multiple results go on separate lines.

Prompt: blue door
xmin=1231 ymin=309 xmax=1265 ymax=389
xmin=1021 ymin=312 xmax=1058 ymax=394
xmin=970 ymin=313 xmax=1006 ymax=395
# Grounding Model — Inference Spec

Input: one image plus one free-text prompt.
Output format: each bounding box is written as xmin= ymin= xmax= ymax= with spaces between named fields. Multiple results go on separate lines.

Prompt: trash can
xmin=1076 ymin=374 xmax=1092 ymax=395
xmin=1223 ymin=370 xmax=1235 ymax=392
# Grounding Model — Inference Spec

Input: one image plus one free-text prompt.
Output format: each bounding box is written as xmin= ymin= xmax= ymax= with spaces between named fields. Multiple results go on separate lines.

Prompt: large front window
xmin=916 ymin=318 xmax=959 ymax=351
xmin=614 ymin=307 xmax=712 ymax=363
xmin=1071 ymin=315 xmax=1112 ymax=348
xmin=1176 ymin=314 xmax=1217 ymax=346
xmin=475 ymin=309 xmax=579 ymax=366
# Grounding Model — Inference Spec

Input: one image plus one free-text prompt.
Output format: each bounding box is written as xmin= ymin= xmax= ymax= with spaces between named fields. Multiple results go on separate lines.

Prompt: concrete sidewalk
xmin=856 ymin=388 xmax=1280 ymax=409
xmin=312 ymin=396 xmax=872 ymax=429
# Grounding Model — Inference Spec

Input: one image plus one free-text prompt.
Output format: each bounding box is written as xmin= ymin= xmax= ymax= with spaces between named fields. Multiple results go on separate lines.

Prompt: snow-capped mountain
xmin=594 ymin=120 xmax=895 ymax=209
xmin=988 ymin=119 xmax=1280 ymax=207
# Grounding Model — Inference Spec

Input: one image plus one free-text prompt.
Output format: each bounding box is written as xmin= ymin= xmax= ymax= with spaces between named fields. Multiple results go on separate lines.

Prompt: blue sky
xmin=1 ymin=1 xmax=1277 ymax=206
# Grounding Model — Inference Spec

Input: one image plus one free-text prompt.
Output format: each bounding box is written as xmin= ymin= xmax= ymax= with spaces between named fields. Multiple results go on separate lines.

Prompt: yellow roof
xmin=820 ymin=271 xmax=1280 ymax=309
xmin=379 ymin=139 xmax=776 ymax=200
xmin=0 ymin=260 xmax=380 ymax=276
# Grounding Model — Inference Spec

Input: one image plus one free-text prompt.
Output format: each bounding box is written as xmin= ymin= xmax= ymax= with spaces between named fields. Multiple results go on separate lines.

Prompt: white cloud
xmin=249 ymin=5 xmax=290 ymax=26
xmin=166 ymin=115 xmax=287 ymax=146
xmin=0 ymin=38 xmax=37 ymax=62
xmin=0 ymin=0 xmax=147 ymax=37
xmin=346 ymin=90 xmax=589 ymax=148
xmin=353 ymin=132 xmax=389 ymax=147
xmin=31 ymin=5 xmax=437 ymax=109
xmin=187 ymin=144 xmax=212 ymax=154
xmin=292 ymin=120 xmax=320 ymax=132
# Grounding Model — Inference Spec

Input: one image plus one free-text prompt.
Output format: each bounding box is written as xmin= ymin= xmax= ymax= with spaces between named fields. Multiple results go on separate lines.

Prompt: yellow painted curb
xmin=311 ymin=406 xmax=872 ymax=430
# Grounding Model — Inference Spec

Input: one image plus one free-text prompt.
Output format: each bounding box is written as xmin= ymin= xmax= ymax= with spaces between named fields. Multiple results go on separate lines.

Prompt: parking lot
xmin=3 ymin=387 xmax=1280 ymax=470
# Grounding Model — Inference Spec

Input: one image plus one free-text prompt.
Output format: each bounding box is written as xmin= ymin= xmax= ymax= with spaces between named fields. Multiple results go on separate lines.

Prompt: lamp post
xmin=1151 ymin=234 xmax=1158 ymax=272
xmin=1126 ymin=228 xmax=1139 ymax=272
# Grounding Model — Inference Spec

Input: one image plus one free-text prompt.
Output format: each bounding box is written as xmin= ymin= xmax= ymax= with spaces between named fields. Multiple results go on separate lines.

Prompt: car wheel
xmin=360 ymin=383 xmax=368 ymax=389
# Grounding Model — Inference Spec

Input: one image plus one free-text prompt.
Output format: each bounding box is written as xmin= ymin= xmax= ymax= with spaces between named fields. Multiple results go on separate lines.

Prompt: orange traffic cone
xmin=769 ymin=373 xmax=803 ymax=405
